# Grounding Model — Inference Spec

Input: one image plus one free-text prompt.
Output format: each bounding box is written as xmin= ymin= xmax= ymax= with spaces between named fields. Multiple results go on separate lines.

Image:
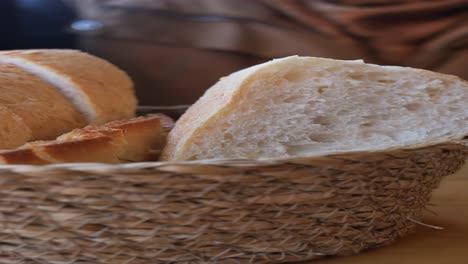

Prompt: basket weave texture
xmin=0 ymin=142 xmax=466 ymax=263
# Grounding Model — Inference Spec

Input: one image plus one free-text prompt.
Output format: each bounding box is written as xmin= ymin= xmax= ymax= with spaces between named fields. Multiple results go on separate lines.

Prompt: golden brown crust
xmin=0 ymin=49 xmax=137 ymax=124
xmin=0 ymin=148 xmax=48 ymax=165
xmin=31 ymin=137 xmax=121 ymax=164
xmin=0 ymin=115 xmax=173 ymax=165
xmin=0 ymin=63 xmax=86 ymax=141
xmin=102 ymin=115 xmax=170 ymax=161
xmin=66 ymin=115 xmax=170 ymax=160
xmin=0 ymin=105 xmax=32 ymax=149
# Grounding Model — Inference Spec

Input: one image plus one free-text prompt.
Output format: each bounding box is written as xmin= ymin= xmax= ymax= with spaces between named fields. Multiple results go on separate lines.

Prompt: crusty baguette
xmin=0 ymin=63 xmax=85 ymax=142
xmin=59 ymin=115 xmax=174 ymax=162
xmin=0 ymin=115 xmax=174 ymax=164
xmin=0 ymin=49 xmax=137 ymax=149
xmin=0 ymin=49 xmax=137 ymax=124
xmin=0 ymin=148 xmax=48 ymax=165
xmin=27 ymin=137 xmax=120 ymax=164
xmin=160 ymin=56 xmax=468 ymax=161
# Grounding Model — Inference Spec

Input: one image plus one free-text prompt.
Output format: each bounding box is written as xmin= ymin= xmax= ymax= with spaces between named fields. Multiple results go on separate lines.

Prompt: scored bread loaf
xmin=0 ymin=49 xmax=137 ymax=149
xmin=0 ymin=115 xmax=174 ymax=164
xmin=0 ymin=63 xmax=85 ymax=142
xmin=0 ymin=49 xmax=136 ymax=124
xmin=160 ymin=56 xmax=468 ymax=161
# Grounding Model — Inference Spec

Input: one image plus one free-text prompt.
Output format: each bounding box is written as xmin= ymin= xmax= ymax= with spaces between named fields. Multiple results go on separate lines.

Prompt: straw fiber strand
xmin=0 ymin=142 xmax=465 ymax=263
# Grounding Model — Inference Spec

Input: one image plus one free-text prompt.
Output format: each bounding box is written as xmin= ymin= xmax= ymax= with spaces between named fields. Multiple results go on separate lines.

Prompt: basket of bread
xmin=0 ymin=50 xmax=466 ymax=263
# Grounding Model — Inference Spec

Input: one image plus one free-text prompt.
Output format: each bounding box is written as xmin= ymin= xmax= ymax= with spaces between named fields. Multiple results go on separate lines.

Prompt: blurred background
xmin=0 ymin=0 xmax=467 ymax=106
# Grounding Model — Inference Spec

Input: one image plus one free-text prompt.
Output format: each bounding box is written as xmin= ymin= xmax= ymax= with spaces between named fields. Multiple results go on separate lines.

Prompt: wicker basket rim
xmin=0 ymin=140 xmax=465 ymax=173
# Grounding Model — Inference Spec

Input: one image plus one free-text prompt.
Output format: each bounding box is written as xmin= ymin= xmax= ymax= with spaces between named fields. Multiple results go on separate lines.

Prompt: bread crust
xmin=0 ymin=115 xmax=174 ymax=165
xmin=0 ymin=148 xmax=48 ymax=165
xmin=31 ymin=137 xmax=120 ymax=164
xmin=0 ymin=49 xmax=137 ymax=124
xmin=0 ymin=63 xmax=86 ymax=141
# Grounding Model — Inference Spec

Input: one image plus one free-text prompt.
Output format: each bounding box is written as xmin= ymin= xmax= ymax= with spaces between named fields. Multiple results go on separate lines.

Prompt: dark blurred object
xmin=0 ymin=0 xmax=77 ymax=50
xmin=0 ymin=1 xmax=17 ymax=49
xmin=66 ymin=0 xmax=468 ymax=106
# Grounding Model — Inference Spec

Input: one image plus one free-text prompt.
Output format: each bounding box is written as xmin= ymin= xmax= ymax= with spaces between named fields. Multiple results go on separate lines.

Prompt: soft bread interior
xmin=0 ymin=56 xmax=96 ymax=123
xmin=169 ymin=56 xmax=468 ymax=160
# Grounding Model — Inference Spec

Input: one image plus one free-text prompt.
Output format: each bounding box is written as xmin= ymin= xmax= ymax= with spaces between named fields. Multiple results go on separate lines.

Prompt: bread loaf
xmin=0 ymin=115 xmax=174 ymax=164
xmin=161 ymin=56 xmax=468 ymax=161
xmin=0 ymin=49 xmax=137 ymax=149
xmin=0 ymin=63 xmax=85 ymax=142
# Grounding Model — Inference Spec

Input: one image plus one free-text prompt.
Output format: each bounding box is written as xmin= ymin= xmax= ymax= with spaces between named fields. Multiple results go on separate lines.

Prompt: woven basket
xmin=0 ymin=104 xmax=466 ymax=263
xmin=0 ymin=138 xmax=466 ymax=263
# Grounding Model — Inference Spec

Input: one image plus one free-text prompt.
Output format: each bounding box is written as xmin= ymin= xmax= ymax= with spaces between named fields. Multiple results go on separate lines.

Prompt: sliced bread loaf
xmin=0 ymin=115 xmax=174 ymax=164
xmin=161 ymin=56 xmax=468 ymax=161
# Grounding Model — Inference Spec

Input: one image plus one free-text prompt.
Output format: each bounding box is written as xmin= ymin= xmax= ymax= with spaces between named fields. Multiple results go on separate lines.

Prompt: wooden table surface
xmin=306 ymin=167 xmax=468 ymax=264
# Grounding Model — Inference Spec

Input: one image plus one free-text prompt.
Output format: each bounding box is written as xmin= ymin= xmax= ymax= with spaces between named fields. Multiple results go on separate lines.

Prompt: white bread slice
xmin=0 ymin=115 xmax=174 ymax=164
xmin=0 ymin=63 xmax=85 ymax=142
xmin=0 ymin=49 xmax=137 ymax=124
xmin=160 ymin=56 xmax=468 ymax=161
xmin=0 ymin=105 xmax=32 ymax=149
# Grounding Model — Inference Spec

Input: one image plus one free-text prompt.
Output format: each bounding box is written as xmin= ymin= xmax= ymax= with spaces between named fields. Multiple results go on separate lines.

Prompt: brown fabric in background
xmin=265 ymin=0 xmax=468 ymax=66
xmin=66 ymin=0 xmax=468 ymax=105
